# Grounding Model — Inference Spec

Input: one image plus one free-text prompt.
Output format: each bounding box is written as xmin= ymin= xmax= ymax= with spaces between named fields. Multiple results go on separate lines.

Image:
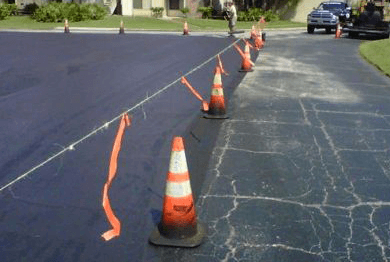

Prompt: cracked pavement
xmin=156 ymin=32 xmax=390 ymax=261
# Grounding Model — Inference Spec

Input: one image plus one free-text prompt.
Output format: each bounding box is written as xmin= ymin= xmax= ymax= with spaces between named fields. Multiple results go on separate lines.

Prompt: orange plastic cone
xmin=234 ymin=42 xmax=254 ymax=72
xmin=64 ymin=19 xmax=70 ymax=33
xmin=254 ymin=30 xmax=264 ymax=50
xmin=250 ymin=25 xmax=256 ymax=40
xmin=149 ymin=137 xmax=206 ymax=247
xmin=183 ymin=21 xmax=189 ymax=35
xmin=119 ymin=20 xmax=125 ymax=34
xmin=335 ymin=23 xmax=342 ymax=39
xmin=204 ymin=66 xmax=228 ymax=119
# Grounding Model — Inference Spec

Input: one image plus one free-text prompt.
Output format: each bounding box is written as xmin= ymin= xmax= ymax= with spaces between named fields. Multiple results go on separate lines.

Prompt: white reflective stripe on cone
xmin=165 ymin=180 xmax=192 ymax=197
xmin=211 ymin=88 xmax=223 ymax=96
xmin=169 ymin=151 xmax=188 ymax=174
xmin=214 ymin=73 xmax=222 ymax=85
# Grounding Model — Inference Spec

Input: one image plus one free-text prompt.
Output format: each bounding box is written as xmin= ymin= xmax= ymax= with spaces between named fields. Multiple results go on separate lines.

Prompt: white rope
xmin=0 ymin=38 xmax=241 ymax=193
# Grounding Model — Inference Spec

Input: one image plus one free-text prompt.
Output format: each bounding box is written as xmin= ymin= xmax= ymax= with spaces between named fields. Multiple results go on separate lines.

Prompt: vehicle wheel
xmin=307 ymin=25 xmax=314 ymax=34
xmin=325 ymin=27 xmax=332 ymax=34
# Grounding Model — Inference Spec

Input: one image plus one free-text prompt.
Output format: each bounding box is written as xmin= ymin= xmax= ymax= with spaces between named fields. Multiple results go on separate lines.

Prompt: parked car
xmin=307 ymin=1 xmax=352 ymax=34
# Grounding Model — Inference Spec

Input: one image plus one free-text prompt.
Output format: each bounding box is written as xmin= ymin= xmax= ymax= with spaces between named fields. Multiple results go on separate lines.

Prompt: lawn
xmin=0 ymin=15 xmax=305 ymax=31
xmin=360 ymin=39 xmax=390 ymax=77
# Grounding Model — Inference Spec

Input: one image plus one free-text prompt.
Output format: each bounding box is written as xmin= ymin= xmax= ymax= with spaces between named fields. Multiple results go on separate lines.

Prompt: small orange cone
xmin=119 ymin=20 xmax=125 ymax=34
xmin=183 ymin=21 xmax=189 ymax=35
xmin=64 ymin=19 xmax=70 ymax=33
xmin=250 ymin=24 xmax=257 ymax=40
xmin=204 ymin=65 xmax=228 ymax=119
xmin=234 ymin=42 xmax=255 ymax=72
xmin=335 ymin=23 xmax=342 ymax=39
xmin=254 ymin=30 xmax=264 ymax=50
xmin=149 ymin=137 xmax=207 ymax=247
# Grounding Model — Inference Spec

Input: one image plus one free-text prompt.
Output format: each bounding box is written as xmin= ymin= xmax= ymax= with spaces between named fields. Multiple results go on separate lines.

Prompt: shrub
xmin=0 ymin=3 xmax=17 ymax=20
xmin=32 ymin=2 xmax=107 ymax=22
xmin=180 ymin=7 xmax=189 ymax=17
xmin=150 ymin=7 xmax=164 ymax=18
xmin=24 ymin=3 xmax=39 ymax=15
xmin=237 ymin=8 xmax=280 ymax=22
xmin=197 ymin=6 xmax=213 ymax=19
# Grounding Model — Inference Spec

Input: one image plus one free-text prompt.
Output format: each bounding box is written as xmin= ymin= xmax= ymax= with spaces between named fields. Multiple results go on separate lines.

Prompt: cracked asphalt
xmin=156 ymin=31 xmax=390 ymax=261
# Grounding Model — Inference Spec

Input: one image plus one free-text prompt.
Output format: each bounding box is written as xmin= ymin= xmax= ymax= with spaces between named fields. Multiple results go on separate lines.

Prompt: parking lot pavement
xmin=154 ymin=33 xmax=390 ymax=261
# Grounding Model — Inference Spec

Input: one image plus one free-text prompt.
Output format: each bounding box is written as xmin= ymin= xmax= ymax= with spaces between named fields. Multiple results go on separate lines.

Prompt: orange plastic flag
xmin=101 ymin=113 xmax=131 ymax=241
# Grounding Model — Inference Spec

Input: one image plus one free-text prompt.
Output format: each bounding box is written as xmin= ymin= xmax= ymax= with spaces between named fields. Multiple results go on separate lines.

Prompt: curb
xmin=0 ymin=27 xmax=307 ymax=34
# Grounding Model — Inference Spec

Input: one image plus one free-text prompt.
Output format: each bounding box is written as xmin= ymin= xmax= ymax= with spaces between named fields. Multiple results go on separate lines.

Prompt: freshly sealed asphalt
xmin=1 ymin=29 xmax=390 ymax=262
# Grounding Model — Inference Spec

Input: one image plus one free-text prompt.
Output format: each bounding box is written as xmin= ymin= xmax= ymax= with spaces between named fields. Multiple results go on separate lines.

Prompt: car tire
xmin=325 ymin=27 xmax=332 ymax=34
xmin=307 ymin=25 xmax=314 ymax=34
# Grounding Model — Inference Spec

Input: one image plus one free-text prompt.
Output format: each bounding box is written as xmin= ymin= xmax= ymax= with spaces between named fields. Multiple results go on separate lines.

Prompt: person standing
xmin=225 ymin=1 xmax=237 ymax=34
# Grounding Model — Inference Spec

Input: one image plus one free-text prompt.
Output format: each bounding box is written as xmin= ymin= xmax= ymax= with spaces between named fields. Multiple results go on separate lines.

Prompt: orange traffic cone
xmin=234 ymin=42 xmax=255 ymax=72
xmin=64 ymin=19 xmax=70 ymax=33
xmin=250 ymin=24 xmax=257 ymax=40
xmin=335 ymin=23 xmax=342 ymax=39
xmin=149 ymin=137 xmax=207 ymax=247
xmin=119 ymin=20 xmax=125 ymax=34
xmin=254 ymin=30 xmax=264 ymax=50
xmin=183 ymin=21 xmax=189 ymax=35
xmin=204 ymin=65 xmax=228 ymax=119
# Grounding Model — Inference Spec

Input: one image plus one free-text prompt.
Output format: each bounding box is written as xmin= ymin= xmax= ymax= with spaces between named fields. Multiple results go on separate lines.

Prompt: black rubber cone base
xmin=149 ymin=222 xmax=207 ymax=247
xmin=119 ymin=28 xmax=125 ymax=34
xmin=239 ymin=68 xmax=253 ymax=72
xmin=203 ymin=113 xmax=229 ymax=119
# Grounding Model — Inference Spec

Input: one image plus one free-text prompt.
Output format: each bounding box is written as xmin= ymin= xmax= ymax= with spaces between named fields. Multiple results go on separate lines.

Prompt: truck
xmin=343 ymin=0 xmax=390 ymax=38
xmin=307 ymin=1 xmax=352 ymax=34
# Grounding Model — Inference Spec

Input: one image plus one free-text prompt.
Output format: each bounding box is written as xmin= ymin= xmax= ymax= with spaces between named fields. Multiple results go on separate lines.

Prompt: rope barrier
xmin=0 ymin=38 xmax=241 ymax=193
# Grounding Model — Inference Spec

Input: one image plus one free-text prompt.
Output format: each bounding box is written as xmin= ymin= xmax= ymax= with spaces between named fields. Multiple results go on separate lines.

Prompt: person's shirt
xmin=229 ymin=5 xmax=237 ymax=17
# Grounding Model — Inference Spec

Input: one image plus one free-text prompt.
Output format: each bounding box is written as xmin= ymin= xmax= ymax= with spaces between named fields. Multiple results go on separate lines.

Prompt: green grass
xmin=360 ymin=39 xmax=390 ymax=77
xmin=0 ymin=15 xmax=305 ymax=31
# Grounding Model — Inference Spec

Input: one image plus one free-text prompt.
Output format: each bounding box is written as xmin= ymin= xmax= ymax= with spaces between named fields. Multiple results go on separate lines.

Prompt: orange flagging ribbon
xmin=101 ymin=113 xmax=131 ymax=241
xmin=181 ymin=76 xmax=209 ymax=112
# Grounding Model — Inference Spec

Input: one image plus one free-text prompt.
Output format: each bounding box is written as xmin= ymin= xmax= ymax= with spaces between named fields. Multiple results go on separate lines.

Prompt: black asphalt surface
xmin=2 ymin=29 xmax=390 ymax=262
xmin=0 ymin=32 xmax=246 ymax=262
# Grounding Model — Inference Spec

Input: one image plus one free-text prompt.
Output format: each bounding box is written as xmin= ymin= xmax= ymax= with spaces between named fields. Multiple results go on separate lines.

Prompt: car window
xmin=318 ymin=3 xmax=344 ymax=10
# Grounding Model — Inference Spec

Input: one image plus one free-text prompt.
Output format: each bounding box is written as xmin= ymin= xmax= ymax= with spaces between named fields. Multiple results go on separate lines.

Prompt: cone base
xmin=149 ymin=222 xmax=207 ymax=247
xmin=119 ymin=29 xmax=125 ymax=34
xmin=203 ymin=113 xmax=229 ymax=119
xmin=64 ymin=29 xmax=70 ymax=33
xmin=239 ymin=68 xmax=253 ymax=72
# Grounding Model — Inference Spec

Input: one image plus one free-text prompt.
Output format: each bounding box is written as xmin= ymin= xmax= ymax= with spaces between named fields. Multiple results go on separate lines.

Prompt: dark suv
xmin=307 ymin=1 xmax=352 ymax=34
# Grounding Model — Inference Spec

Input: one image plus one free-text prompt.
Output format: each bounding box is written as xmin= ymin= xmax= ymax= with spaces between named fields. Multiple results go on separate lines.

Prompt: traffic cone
xmin=204 ymin=66 xmax=228 ymax=119
xmin=250 ymin=24 xmax=256 ymax=40
xmin=254 ymin=30 xmax=264 ymax=50
xmin=149 ymin=137 xmax=207 ymax=247
xmin=119 ymin=20 xmax=125 ymax=34
xmin=234 ymin=42 xmax=255 ymax=72
xmin=64 ymin=19 xmax=70 ymax=33
xmin=183 ymin=21 xmax=189 ymax=35
xmin=335 ymin=23 xmax=342 ymax=39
